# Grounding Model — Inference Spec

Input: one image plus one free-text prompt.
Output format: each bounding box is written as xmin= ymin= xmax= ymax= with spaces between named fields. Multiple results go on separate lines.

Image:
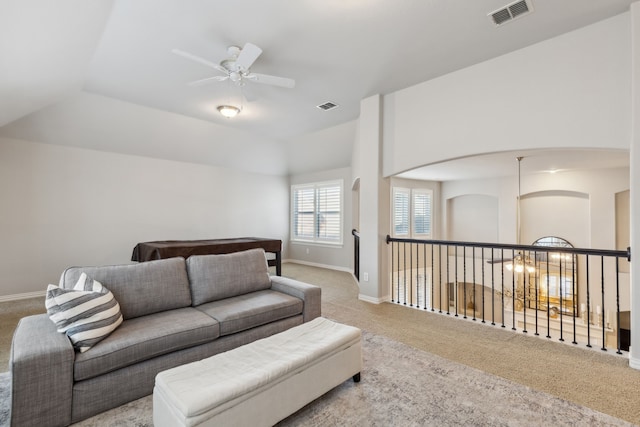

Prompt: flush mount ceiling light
xmin=217 ymin=105 xmax=241 ymax=118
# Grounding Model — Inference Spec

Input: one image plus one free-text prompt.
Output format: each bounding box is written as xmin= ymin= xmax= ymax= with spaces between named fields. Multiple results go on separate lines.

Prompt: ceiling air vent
xmin=317 ymin=101 xmax=339 ymax=111
xmin=489 ymin=0 xmax=533 ymax=26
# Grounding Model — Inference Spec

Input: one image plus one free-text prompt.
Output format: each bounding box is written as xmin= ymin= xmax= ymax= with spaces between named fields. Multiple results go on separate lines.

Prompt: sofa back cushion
xmin=59 ymin=257 xmax=191 ymax=320
xmin=187 ymin=248 xmax=271 ymax=306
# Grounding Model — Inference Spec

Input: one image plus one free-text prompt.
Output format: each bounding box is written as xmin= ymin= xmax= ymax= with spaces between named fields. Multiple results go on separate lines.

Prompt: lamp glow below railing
xmin=505 ymin=254 xmax=535 ymax=273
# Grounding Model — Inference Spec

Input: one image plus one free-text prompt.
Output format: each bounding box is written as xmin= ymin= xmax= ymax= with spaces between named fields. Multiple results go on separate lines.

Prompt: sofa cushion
xmin=74 ymin=307 xmax=219 ymax=381
xmin=195 ymin=290 xmax=303 ymax=336
xmin=60 ymin=257 xmax=191 ymax=320
xmin=187 ymin=249 xmax=271 ymax=305
xmin=46 ymin=272 xmax=123 ymax=353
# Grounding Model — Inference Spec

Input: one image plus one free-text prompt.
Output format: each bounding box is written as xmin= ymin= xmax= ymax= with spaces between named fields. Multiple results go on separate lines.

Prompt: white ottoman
xmin=153 ymin=317 xmax=362 ymax=427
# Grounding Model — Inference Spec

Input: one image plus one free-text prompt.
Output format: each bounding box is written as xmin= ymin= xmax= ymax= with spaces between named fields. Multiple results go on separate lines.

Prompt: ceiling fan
xmin=172 ymin=42 xmax=295 ymax=89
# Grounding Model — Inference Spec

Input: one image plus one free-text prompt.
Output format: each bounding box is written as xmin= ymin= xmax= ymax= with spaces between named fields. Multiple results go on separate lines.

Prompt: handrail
xmin=352 ymin=229 xmax=360 ymax=280
xmin=386 ymin=235 xmax=630 ymax=260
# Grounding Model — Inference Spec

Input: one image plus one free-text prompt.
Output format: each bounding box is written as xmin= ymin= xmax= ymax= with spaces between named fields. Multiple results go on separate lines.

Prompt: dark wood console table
xmin=131 ymin=237 xmax=282 ymax=276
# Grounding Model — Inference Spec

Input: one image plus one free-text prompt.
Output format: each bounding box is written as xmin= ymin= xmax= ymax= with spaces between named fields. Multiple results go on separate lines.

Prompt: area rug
xmin=0 ymin=332 xmax=632 ymax=427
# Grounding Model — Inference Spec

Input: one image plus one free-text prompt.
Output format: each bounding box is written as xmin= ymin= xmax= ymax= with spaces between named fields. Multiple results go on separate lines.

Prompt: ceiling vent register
xmin=317 ymin=102 xmax=339 ymax=111
xmin=489 ymin=0 xmax=533 ymax=26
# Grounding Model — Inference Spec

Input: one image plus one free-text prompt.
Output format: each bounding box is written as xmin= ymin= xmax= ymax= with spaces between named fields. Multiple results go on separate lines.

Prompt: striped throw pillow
xmin=46 ymin=272 xmax=123 ymax=353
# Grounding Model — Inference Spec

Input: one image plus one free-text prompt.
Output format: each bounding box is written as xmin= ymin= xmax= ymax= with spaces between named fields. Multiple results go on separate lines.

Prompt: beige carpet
xmin=2 ymin=331 xmax=631 ymax=426
xmin=1 ymin=263 xmax=639 ymax=425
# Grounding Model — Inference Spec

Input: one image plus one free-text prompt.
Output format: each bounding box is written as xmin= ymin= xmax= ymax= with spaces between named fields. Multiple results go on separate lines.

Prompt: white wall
xmin=0 ymin=137 xmax=289 ymax=297
xmin=287 ymin=167 xmax=353 ymax=271
xmin=520 ymin=192 xmax=589 ymax=248
xmin=382 ymin=13 xmax=631 ymax=177
xmin=442 ymin=168 xmax=629 ymax=250
xmin=286 ymin=120 xmax=356 ymax=175
xmin=447 ymin=194 xmax=499 ymax=243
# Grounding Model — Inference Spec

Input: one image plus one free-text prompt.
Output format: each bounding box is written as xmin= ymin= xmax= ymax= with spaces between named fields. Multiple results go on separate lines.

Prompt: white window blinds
xmin=393 ymin=187 xmax=433 ymax=238
xmin=292 ymin=180 xmax=343 ymax=244
xmin=393 ymin=188 xmax=410 ymax=236
xmin=413 ymin=190 xmax=432 ymax=237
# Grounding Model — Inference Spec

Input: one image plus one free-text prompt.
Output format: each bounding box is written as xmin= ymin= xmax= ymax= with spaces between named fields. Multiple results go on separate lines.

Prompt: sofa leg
xmin=352 ymin=373 xmax=361 ymax=383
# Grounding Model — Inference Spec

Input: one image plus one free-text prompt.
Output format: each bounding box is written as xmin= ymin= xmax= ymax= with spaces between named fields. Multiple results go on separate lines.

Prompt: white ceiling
xmin=0 ymin=0 xmax=635 ymax=178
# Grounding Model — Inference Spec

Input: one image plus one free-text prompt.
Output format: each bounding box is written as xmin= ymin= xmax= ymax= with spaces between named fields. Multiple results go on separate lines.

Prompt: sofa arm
xmin=10 ymin=314 xmax=75 ymax=427
xmin=270 ymin=276 xmax=321 ymax=322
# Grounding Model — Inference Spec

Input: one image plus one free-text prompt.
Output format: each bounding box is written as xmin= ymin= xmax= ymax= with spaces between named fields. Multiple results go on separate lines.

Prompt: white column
xmin=356 ymin=94 xmax=386 ymax=303
xmin=629 ymin=1 xmax=640 ymax=370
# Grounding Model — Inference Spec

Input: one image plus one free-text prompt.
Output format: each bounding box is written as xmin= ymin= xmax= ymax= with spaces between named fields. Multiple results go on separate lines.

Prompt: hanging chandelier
xmin=504 ymin=156 xmax=536 ymax=274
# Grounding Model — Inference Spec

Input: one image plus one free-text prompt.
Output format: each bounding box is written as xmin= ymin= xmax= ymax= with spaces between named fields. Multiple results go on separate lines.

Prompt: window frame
xmin=392 ymin=186 xmax=433 ymax=239
xmin=291 ymin=179 xmax=344 ymax=246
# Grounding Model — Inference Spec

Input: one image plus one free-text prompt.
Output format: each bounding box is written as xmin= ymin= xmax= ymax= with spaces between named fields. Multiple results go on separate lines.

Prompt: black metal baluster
xmin=571 ymin=253 xmax=577 ymax=345
xmin=446 ymin=245 xmax=450 ymax=315
xmin=403 ymin=242 xmax=407 ymax=305
xmin=431 ymin=243 xmax=435 ymax=312
xmin=463 ymin=246 xmax=467 ymax=319
xmin=616 ymin=256 xmax=622 ymax=354
xmin=455 ymin=245 xmax=459 ymax=317
xmin=472 ymin=247 xmax=477 ymax=321
xmin=546 ymin=254 xmax=551 ymax=339
xmin=586 ymin=255 xmax=592 ymax=348
xmin=422 ymin=243 xmax=427 ymax=310
xmin=533 ymin=250 xmax=539 ymax=336
xmin=559 ymin=255 xmax=564 ymax=342
xmin=439 ymin=244 xmax=443 ymax=314
xmin=482 ymin=247 xmax=486 ymax=324
xmin=600 ymin=256 xmax=606 ymax=351
xmin=390 ymin=241 xmax=394 ymax=302
xmin=510 ymin=249 xmax=514 ymax=330
xmin=522 ymin=251 xmax=528 ymax=334
xmin=409 ymin=243 xmax=414 ymax=307
xmin=491 ymin=249 xmax=495 ymax=326
xmin=396 ymin=242 xmax=400 ymax=304
xmin=501 ymin=248 xmax=507 ymax=328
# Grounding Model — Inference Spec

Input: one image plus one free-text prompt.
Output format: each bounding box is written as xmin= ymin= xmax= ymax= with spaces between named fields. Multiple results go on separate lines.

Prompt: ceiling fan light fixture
xmin=217 ymin=105 xmax=241 ymax=118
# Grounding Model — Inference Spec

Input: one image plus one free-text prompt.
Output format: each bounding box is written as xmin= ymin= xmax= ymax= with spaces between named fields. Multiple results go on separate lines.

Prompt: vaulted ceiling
xmin=0 ymin=0 xmax=634 ymax=176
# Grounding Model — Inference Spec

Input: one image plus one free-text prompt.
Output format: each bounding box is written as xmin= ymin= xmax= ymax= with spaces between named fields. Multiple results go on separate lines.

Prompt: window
xmin=392 ymin=187 xmax=433 ymax=238
xmin=393 ymin=188 xmax=410 ymax=236
xmin=292 ymin=180 xmax=343 ymax=244
xmin=412 ymin=190 xmax=432 ymax=236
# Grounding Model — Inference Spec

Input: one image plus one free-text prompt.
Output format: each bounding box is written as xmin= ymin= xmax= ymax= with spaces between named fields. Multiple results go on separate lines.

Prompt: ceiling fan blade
xmin=187 ymin=75 xmax=229 ymax=87
xmin=246 ymin=73 xmax=295 ymax=89
xmin=241 ymin=85 xmax=259 ymax=102
xmin=486 ymin=258 xmax=513 ymax=264
xmin=171 ymin=49 xmax=228 ymax=74
xmin=235 ymin=43 xmax=262 ymax=71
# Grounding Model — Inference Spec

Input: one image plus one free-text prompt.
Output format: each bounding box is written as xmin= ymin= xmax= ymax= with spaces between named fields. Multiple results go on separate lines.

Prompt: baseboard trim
xmin=0 ymin=290 xmax=46 ymax=303
xmin=283 ymin=259 xmax=352 ymax=273
xmin=358 ymin=293 xmax=389 ymax=304
xmin=629 ymin=352 xmax=640 ymax=370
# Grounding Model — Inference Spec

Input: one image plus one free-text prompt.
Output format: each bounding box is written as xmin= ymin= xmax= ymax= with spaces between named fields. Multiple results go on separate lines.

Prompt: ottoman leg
xmin=352 ymin=373 xmax=361 ymax=383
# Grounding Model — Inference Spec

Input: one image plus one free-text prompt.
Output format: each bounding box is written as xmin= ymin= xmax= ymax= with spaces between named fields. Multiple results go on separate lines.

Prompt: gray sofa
xmin=9 ymin=248 xmax=321 ymax=427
